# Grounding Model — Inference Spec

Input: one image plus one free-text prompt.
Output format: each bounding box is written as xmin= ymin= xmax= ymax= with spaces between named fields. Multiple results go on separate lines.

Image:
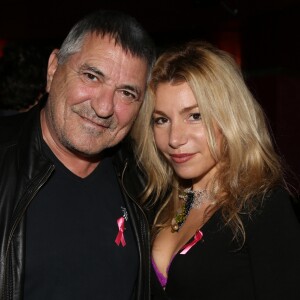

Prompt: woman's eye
xmin=189 ymin=113 xmax=201 ymax=121
xmin=153 ymin=116 xmax=168 ymax=125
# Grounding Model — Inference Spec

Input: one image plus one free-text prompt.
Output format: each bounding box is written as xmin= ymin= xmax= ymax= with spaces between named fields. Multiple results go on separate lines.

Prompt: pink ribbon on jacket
xmin=180 ymin=230 xmax=203 ymax=255
xmin=115 ymin=217 xmax=126 ymax=247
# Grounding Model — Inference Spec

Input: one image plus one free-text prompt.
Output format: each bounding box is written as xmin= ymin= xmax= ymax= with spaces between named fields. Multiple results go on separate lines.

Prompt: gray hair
xmin=57 ymin=10 xmax=156 ymax=79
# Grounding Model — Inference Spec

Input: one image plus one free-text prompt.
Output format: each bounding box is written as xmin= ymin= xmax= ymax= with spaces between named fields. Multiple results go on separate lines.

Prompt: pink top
xmin=151 ymin=256 xmax=173 ymax=288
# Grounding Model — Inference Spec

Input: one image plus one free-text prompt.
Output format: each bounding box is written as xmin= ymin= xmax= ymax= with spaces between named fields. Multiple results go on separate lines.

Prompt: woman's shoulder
xmin=262 ymin=185 xmax=298 ymax=214
xmin=250 ymin=185 xmax=298 ymax=218
xmin=245 ymin=185 xmax=300 ymax=236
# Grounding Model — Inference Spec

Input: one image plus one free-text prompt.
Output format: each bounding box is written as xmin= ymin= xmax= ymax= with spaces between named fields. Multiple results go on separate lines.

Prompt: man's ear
xmin=46 ymin=49 xmax=59 ymax=92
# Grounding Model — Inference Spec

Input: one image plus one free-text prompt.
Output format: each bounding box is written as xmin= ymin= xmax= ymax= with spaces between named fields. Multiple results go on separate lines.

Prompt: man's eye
xmin=123 ymin=90 xmax=135 ymax=98
xmin=84 ymin=73 xmax=97 ymax=81
xmin=121 ymin=90 xmax=137 ymax=102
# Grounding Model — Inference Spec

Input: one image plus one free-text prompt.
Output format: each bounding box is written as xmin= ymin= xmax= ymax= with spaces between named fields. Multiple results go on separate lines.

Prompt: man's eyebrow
xmin=80 ymin=63 xmax=104 ymax=77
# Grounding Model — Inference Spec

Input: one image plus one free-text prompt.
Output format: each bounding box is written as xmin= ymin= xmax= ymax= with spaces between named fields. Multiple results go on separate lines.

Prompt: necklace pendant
xmin=171 ymin=187 xmax=210 ymax=234
xmin=171 ymin=223 xmax=179 ymax=232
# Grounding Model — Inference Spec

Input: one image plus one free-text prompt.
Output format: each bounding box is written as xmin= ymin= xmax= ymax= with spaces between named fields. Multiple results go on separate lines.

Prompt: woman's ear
xmin=46 ymin=49 xmax=59 ymax=92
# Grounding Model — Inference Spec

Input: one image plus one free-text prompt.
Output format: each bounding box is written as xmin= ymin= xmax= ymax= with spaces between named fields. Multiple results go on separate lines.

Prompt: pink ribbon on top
xmin=115 ymin=217 xmax=126 ymax=247
xmin=180 ymin=230 xmax=203 ymax=255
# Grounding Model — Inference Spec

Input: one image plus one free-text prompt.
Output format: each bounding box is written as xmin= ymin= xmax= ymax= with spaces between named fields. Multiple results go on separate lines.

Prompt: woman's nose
xmin=168 ymin=122 xmax=188 ymax=149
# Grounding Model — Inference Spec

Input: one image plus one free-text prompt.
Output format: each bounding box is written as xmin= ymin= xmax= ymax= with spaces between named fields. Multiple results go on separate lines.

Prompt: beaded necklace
xmin=171 ymin=188 xmax=209 ymax=233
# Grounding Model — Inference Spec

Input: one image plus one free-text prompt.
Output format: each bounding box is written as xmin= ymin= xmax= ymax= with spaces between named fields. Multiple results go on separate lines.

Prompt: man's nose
xmin=91 ymin=86 xmax=115 ymax=118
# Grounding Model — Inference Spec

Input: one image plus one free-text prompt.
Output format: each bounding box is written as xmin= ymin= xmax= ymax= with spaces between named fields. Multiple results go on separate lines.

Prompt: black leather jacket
xmin=0 ymin=102 xmax=151 ymax=300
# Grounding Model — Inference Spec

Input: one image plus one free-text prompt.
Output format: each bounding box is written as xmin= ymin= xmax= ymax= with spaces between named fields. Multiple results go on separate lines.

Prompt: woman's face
xmin=152 ymin=82 xmax=222 ymax=189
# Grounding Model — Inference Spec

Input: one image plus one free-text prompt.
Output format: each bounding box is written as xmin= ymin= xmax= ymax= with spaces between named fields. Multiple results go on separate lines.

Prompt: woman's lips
xmin=169 ymin=153 xmax=195 ymax=163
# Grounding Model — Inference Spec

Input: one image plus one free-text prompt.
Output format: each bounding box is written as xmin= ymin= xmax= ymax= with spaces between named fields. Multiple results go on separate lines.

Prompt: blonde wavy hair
xmin=131 ymin=40 xmax=285 ymax=243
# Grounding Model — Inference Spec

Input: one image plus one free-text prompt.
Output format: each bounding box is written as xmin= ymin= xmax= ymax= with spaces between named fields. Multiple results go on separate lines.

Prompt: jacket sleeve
xmin=246 ymin=187 xmax=300 ymax=299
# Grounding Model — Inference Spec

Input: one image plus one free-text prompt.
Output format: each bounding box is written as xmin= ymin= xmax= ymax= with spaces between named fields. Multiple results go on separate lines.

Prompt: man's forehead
xmin=87 ymin=33 xmax=148 ymax=65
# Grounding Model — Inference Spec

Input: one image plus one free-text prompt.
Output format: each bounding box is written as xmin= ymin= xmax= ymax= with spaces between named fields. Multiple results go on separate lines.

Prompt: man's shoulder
xmin=0 ymin=113 xmax=26 ymax=142
xmin=0 ymin=108 xmax=38 ymax=145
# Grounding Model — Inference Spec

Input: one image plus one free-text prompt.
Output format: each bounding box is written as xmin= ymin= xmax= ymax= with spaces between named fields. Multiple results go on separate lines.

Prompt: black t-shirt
xmin=24 ymin=143 xmax=138 ymax=300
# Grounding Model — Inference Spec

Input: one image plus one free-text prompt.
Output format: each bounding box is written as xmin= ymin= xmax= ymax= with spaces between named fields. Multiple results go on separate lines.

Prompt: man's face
xmin=43 ymin=33 xmax=148 ymax=157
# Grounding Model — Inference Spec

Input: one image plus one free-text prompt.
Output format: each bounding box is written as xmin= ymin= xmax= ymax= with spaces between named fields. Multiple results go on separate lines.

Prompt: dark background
xmin=0 ymin=0 xmax=300 ymax=188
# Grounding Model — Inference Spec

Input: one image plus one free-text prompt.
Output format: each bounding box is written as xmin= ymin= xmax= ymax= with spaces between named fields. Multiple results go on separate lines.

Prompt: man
xmin=0 ymin=10 xmax=156 ymax=300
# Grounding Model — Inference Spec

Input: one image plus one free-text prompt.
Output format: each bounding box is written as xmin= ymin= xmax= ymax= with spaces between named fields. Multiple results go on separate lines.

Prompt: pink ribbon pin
xmin=180 ymin=230 xmax=203 ymax=255
xmin=115 ymin=217 xmax=126 ymax=247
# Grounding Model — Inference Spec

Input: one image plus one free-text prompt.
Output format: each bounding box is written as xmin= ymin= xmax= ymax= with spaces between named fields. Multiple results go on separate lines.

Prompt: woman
xmin=132 ymin=41 xmax=300 ymax=299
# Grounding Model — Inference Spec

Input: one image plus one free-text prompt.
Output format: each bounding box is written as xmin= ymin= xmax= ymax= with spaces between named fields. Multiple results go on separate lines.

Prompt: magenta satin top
xmin=151 ymin=256 xmax=173 ymax=288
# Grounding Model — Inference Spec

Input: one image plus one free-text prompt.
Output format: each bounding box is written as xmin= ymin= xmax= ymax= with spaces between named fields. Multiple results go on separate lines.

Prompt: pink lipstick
xmin=170 ymin=153 xmax=195 ymax=163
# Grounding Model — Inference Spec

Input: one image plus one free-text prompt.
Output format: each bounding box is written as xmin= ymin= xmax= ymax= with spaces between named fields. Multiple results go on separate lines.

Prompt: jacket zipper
xmin=119 ymin=160 xmax=151 ymax=300
xmin=4 ymin=164 xmax=55 ymax=300
xmin=119 ymin=160 xmax=149 ymax=226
